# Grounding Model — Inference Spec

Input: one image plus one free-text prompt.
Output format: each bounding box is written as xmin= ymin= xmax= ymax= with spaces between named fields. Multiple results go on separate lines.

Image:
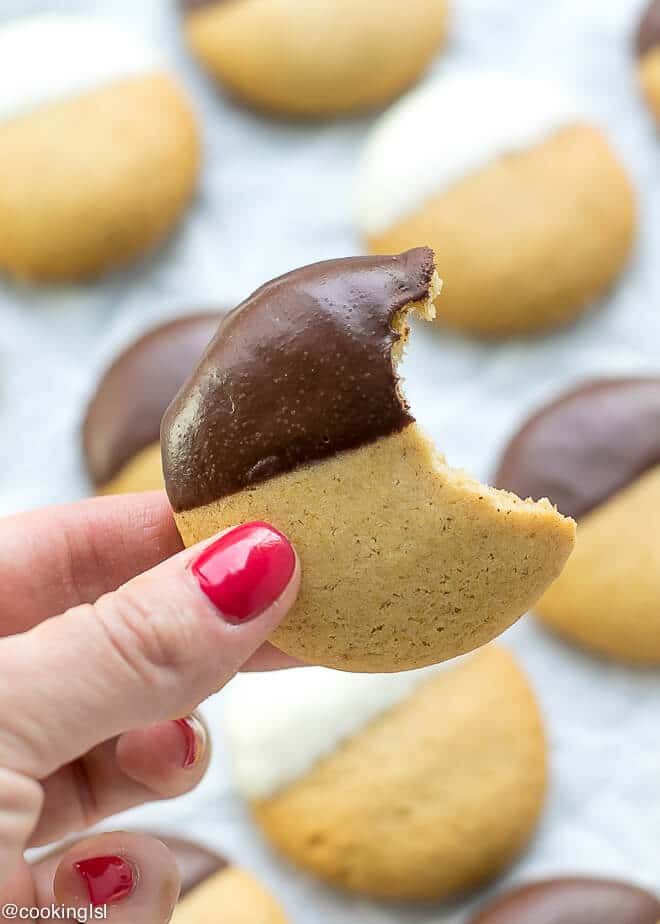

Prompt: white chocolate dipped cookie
xmin=0 ymin=15 xmax=200 ymax=282
xmin=224 ymin=646 xmax=547 ymax=901
xmin=357 ymin=72 xmax=636 ymax=337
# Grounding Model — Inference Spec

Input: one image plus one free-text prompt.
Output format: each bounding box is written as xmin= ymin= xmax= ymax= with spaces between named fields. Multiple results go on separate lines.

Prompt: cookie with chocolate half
xmin=179 ymin=0 xmax=448 ymax=117
xmin=161 ymin=248 xmax=575 ymax=672
xmin=637 ymin=1 xmax=660 ymax=124
xmin=224 ymin=647 xmax=547 ymax=901
xmin=495 ymin=378 xmax=660 ymax=663
xmin=0 ymin=15 xmax=199 ymax=282
xmin=357 ymin=72 xmax=635 ymax=337
xmin=83 ymin=313 xmax=221 ymax=495
xmin=469 ymin=877 xmax=660 ymax=924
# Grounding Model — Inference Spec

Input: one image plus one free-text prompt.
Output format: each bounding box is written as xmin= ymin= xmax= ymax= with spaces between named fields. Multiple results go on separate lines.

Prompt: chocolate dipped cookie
xmin=495 ymin=378 xmax=660 ymax=664
xmin=0 ymin=15 xmax=199 ymax=282
xmin=83 ymin=313 xmax=220 ymax=495
xmin=179 ymin=0 xmax=448 ymax=118
xmin=161 ymin=248 xmax=575 ymax=672
xmin=637 ymin=0 xmax=660 ymax=124
xmin=357 ymin=72 xmax=635 ymax=337
xmin=224 ymin=647 xmax=547 ymax=901
xmin=469 ymin=877 xmax=660 ymax=924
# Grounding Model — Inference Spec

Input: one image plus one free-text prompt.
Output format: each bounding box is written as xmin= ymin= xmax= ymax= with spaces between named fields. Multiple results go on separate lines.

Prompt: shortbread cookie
xmin=224 ymin=646 xmax=547 ymax=901
xmin=179 ymin=0 xmax=448 ymax=117
xmin=357 ymin=73 xmax=635 ymax=336
xmin=161 ymin=248 xmax=575 ymax=672
xmin=83 ymin=313 xmax=220 ymax=495
xmin=495 ymin=378 xmax=660 ymax=664
xmin=157 ymin=836 xmax=288 ymax=923
xmin=0 ymin=15 xmax=200 ymax=282
xmin=637 ymin=0 xmax=660 ymax=123
xmin=470 ymin=877 xmax=660 ymax=924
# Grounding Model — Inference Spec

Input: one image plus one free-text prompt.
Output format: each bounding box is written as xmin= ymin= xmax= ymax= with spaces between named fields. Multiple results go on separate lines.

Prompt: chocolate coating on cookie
xmin=637 ymin=0 xmax=660 ymax=57
xmin=180 ymin=0 xmax=222 ymax=13
xmin=83 ymin=313 xmax=221 ymax=487
xmin=152 ymin=835 xmax=227 ymax=897
xmin=470 ymin=877 xmax=660 ymax=924
xmin=495 ymin=378 xmax=660 ymax=520
xmin=162 ymin=248 xmax=435 ymax=512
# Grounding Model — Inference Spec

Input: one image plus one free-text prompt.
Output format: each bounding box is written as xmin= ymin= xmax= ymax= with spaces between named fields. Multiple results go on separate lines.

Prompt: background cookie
xmin=469 ymin=877 xmax=660 ymax=924
xmin=495 ymin=378 xmax=660 ymax=664
xmin=179 ymin=0 xmax=448 ymax=117
xmin=83 ymin=313 xmax=220 ymax=495
xmin=0 ymin=15 xmax=200 ymax=282
xmin=162 ymin=249 xmax=575 ymax=672
xmin=357 ymin=72 xmax=635 ymax=337
xmin=637 ymin=0 xmax=660 ymax=123
xmin=224 ymin=646 xmax=547 ymax=901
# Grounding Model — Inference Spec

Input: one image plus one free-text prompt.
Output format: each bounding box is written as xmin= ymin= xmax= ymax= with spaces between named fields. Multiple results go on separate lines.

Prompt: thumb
xmin=0 ymin=520 xmax=299 ymax=783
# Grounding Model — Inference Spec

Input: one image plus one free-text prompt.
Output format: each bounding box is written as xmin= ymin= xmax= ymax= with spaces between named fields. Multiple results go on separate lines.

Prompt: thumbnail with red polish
xmin=74 ymin=856 xmax=135 ymax=907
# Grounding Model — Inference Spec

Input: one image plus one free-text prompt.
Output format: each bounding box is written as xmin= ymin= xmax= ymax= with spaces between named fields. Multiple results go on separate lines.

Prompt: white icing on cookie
xmin=224 ymin=658 xmax=466 ymax=800
xmin=0 ymin=15 xmax=163 ymax=124
xmin=356 ymin=71 xmax=583 ymax=235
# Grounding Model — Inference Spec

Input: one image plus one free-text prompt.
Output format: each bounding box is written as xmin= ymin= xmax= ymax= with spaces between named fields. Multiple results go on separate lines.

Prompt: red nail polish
xmin=74 ymin=856 xmax=135 ymax=907
xmin=175 ymin=715 xmax=205 ymax=768
xmin=192 ymin=522 xmax=295 ymax=624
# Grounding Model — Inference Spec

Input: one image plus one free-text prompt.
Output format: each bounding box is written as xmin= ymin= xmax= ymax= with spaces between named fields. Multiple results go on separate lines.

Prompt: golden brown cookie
xmin=469 ymin=877 xmax=660 ymax=924
xmin=225 ymin=646 xmax=547 ymax=901
xmin=357 ymin=73 xmax=635 ymax=337
xmin=161 ymin=248 xmax=575 ymax=672
xmin=179 ymin=0 xmax=448 ymax=117
xmin=495 ymin=378 xmax=660 ymax=664
xmin=0 ymin=15 xmax=200 ymax=282
xmin=83 ymin=313 xmax=220 ymax=495
xmin=637 ymin=0 xmax=660 ymax=123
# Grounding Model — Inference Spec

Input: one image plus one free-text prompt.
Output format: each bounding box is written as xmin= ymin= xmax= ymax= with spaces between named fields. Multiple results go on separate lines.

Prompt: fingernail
xmin=74 ymin=856 xmax=135 ymax=907
xmin=174 ymin=714 xmax=206 ymax=769
xmin=192 ymin=522 xmax=295 ymax=624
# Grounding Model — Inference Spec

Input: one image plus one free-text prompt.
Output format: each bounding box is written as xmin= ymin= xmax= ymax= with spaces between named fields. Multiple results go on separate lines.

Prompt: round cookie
xmin=637 ymin=0 xmax=660 ymax=124
xmin=179 ymin=0 xmax=448 ymax=118
xmin=469 ymin=877 xmax=660 ymax=924
xmin=356 ymin=73 xmax=636 ymax=337
xmin=224 ymin=646 xmax=547 ymax=901
xmin=0 ymin=15 xmax=200 ymax=282
xmin=495 ymin=377 xmax=660 ymax=664
xmin=161 ymin=248 xmax=575 ymax=672
xmin=83 ymin=313 xmax=220 ymax=495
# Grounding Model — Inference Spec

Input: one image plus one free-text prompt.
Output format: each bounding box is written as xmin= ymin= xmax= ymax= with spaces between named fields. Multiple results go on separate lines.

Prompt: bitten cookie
xmin=357 ymin=73 xmax=635 ymax=337
xmin=224 ymin=646 xmax=547 ymax=901
xmin=0 ymin=15 xmax=200 ymax=282
xmin=83 ymin=313 xmax=220 ymax=495
xmin=637 ymin=0 xmax=660 ymax=123
xmin=156 ymin=836 xmax=289 ymax=923
xmin=469 ymin=877 xmax=660 ymax=924
xmin=495 ymin=378 xmax=660 ymax=664
xmin=161 ymin=248 xmax=575 ymax=672
xmin=179 ymin=0 xmax=448 ymax=117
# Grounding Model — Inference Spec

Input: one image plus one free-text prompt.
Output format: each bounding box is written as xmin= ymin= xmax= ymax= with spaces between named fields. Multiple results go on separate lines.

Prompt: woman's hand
xmin=0 ymin=491 xmax=300 ymax=922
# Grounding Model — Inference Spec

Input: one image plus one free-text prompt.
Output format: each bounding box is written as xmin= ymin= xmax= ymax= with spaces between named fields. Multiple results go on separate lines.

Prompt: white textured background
xmin=1 ymin=0 xmax=659 ymax=920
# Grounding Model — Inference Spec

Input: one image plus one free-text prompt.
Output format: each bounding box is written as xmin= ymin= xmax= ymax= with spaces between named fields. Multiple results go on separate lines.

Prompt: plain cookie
xmin=357 ymin=72 xmax=635 ymax=336
xmin=495 ymin=377 xmax=660 ymax=664
xmin=0 ymin=15 xmax=200 ymax=282
xmin=161 ymin=248 xmax=575 ymax=672
xmin=224 ymin=647 xmax=547 ymax=901
xmin=637 ymin=0 xmax=660 ymax=123
xmin=179 ymin=0 xmax=448 ymax=117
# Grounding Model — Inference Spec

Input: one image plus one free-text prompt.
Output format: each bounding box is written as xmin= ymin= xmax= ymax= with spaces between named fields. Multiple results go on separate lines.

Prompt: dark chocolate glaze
xmin=162 ymin=248 xmax=435 ymax=512
xmin=470 ymin=878 xmax=660 ymax=924
xmin=637 ymin=0 xmax=660 ymax=56
xmin=83 ymin=313 xmax=221 ymax=487
xmin=153 ymin=835 xmax=227 ymax=897
xmin=494 ymin=377 xmax=660 ymax=520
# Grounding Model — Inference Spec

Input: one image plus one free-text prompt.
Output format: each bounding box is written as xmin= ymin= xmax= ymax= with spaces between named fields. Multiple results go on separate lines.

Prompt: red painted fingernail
xmin=175 ymin=715 xmax=206 ymax=769
xmin=74 ymin=856 xmax=135 ymax=907
xmin=192 ymin=522 xmax=295 ymax=624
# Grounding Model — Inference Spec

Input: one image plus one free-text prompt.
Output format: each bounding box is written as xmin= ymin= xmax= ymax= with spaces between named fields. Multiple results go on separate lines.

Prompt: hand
xmin=0 ymin=492 xmax=300 ymax=922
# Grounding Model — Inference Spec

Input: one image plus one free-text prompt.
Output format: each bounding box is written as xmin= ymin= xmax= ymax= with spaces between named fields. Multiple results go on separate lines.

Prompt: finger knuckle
xmin=0 ymin=768 xmax=43 ymax=844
